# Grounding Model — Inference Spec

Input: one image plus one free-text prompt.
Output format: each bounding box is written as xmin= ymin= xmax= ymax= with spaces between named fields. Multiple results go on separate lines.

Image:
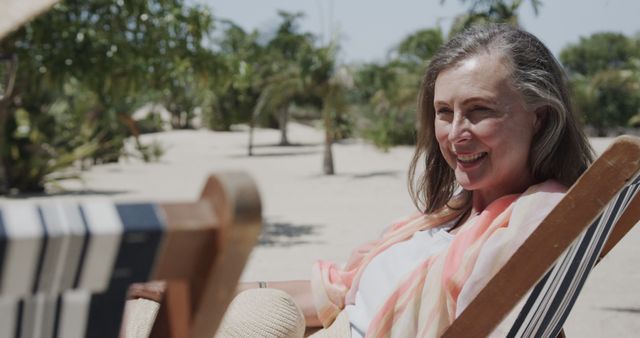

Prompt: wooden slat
xmin=443 ymin=136 xmax=640 ymax=337
xmin=146 ymin=201 xmax=219 ymax=338
xmin=190 ymin=172 xmax=262 ymax=338
xmin=148 ymin=281 xmax=191 ymax=338
xmin=152 ymin=201 xmax=218 ymax=281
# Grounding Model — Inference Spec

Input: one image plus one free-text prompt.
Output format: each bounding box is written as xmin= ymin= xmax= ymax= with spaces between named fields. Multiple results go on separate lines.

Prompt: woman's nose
xmin=448 ymin=115 xmax=471 ymax=144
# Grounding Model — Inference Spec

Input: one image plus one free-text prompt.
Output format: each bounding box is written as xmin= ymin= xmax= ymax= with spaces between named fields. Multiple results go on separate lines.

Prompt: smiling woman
xmin=128 ymin=24 xmax=596 ymax=338
xmin=310 ymin=24 xmax=595 ymax=337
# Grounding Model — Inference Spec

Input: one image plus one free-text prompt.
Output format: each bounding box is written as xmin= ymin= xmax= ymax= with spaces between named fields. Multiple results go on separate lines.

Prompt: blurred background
xmin=1 ymin=0 xmax=639 ymax=195
xmin=1 ymin=1 xmax=639 ymax=336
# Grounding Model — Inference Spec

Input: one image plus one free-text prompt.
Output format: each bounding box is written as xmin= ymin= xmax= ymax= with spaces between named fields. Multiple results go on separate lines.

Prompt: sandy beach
xmin=14 ymin=123 xmax=639 ymax=337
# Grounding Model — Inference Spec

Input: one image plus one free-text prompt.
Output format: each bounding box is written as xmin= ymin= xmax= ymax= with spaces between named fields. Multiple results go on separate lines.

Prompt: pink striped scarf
xmin=311 ymin=180 xmax=566 ymax=337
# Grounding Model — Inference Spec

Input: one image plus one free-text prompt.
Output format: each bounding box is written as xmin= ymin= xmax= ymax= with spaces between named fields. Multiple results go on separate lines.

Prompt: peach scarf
xmin=311 ymin=180 xmax=566 ymax=337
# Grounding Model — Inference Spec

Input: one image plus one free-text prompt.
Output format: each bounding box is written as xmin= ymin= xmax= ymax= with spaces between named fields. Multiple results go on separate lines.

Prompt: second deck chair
xmin=443 ymin=135 xmax=640 ymax=337
xmin=0 ymin=171 xmax=261 ymax=338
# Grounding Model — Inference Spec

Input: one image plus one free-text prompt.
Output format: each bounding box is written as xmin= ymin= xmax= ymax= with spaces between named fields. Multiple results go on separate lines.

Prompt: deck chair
xmin=443 ymin=135 xmax=640 ymax=337
xmin=0 ymin=171 xmax=262 ymax=338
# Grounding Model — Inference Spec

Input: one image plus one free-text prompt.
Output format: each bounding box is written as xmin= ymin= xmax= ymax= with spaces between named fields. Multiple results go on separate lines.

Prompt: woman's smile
xmin=456 ymin=152 xmax=487 ymax=164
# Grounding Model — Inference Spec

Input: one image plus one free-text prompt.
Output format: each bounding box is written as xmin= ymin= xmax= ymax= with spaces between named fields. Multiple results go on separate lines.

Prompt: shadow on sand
xmin=250 ymin=142 xmax=322 ymax=148
xmin=4 ymin=189 xmax=130 ymax=199
xmin=307 ymin=170 xmax=400 ymax=180
xmin=258 ymin=220 xmax=323 ymax=247
xmin=227 ymin=149 xmax=320 ymax=158
xmin=601 ymin=306 xmax=640 ymax=314
xmin=348 ymin=170 xmax=400 ymax=179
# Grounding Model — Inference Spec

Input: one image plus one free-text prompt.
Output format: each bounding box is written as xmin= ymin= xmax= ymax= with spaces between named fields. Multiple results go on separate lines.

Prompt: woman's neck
xmin=470 ymin=179 xmax=535 ymax=214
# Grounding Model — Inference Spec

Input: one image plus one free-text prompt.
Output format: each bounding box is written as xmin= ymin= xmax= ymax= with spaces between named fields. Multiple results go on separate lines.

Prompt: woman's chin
xmin=454 ymin=175 xmax=476 ymax=191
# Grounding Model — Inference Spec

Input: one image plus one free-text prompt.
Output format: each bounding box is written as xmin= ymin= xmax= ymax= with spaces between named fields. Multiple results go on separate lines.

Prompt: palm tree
xmin=311 ymin=45 xmax=352 ymax=175
xmin=247 ymin=64 xmax=304 ymax=155
xmin=445 ymin=0 xmax=541 ymax=36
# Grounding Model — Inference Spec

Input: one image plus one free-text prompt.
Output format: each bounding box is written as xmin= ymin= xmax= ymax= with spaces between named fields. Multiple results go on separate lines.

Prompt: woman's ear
xmin=533 ymin=106 xmax=548 ymax=134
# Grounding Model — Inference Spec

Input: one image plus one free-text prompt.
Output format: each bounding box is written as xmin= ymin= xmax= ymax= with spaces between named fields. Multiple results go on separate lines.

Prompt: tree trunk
xmin=0 ymin=101 xmax=9 ymax=195
xmin=248 ymin=90 xmax=269 ymax=156
xmin=278 ymin=105 xmax=290 ymax=146
xmin=322 ymin=107 xmax=334 ymax=175
xmin=248 ymin=116 xmax=255 ymax=156
xmin=323 ymin=130 xmax=334 ymax=175
xmin=0 ymin=53 xmax=18 ymax=195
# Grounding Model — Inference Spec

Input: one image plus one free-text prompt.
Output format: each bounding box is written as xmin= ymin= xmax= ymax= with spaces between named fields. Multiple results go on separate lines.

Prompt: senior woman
xmin=305 ymin=23 xmax=593 ymax=337
xmin=129 ymin=23 xmax=594 ymax=338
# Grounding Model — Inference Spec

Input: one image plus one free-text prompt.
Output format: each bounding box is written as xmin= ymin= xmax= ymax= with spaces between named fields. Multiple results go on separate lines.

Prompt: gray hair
xmin=408 ymin=24 xmax=594 ymax=213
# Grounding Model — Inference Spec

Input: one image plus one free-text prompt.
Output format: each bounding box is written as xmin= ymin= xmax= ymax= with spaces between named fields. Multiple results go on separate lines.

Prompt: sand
xmin=8 ymin=123 xmax=639 ymax=337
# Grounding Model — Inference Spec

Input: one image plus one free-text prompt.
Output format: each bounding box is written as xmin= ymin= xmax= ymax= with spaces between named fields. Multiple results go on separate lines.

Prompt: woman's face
xmin=433 ymin=52 xmax=540 ymax=205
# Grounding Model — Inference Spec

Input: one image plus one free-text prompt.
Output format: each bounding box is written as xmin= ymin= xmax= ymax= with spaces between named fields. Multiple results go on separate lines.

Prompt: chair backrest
xmin=506 ymin=170 xmax=640 ymax=338
xmin=0 ymin=172 xmax=261 ymax=338
xmin=443 ymin=135 xmax=640 ymax=338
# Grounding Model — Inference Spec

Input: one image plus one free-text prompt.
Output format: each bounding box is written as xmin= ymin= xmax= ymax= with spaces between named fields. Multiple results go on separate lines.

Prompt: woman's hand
xmin=127 ymin=280 xmax=167 ymax=302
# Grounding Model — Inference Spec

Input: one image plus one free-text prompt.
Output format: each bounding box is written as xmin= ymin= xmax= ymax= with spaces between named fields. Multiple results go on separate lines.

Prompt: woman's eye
xmin=471 ymin=106 xmax=492 ymax=113
xmin=467 ymin=106 xmax=497 ymax=123
xmin=470 ymin=107 xmax=497 ymax=118
xmin=436 ymin=108 xmax=452 ymax=115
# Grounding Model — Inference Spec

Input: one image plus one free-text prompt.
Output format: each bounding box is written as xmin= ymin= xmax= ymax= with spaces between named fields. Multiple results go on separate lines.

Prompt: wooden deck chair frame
xmin=443 ymin=135 xmax=640 ymax=337
xmin=133 ymin=172 xmax=262 ymax=338
xmin=0 ymin=172 xmax=260 ymax=338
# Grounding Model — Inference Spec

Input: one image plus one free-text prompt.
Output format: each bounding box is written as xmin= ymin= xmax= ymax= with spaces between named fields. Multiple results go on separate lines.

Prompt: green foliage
xmin=206 ymin=22 xmax=262 ymax=131
xmin=570 ymin=71 xmax=640 ymax=135
xmin=560 ymin=32 xmax=640 ymax=76
xmin=1 ymin=0 xmax=559 ymax=188
xmin=355 ymin=62 xmax=420 ymax=150
xmin=4 ymin=91 xmax=99 ymax=192
xmin=247 ymin=11 xmax=346 ymax=147
xmin=561 ymin=32 xmax=640 ymax=134
xmin=361 ymin=108 xmax=417 ymax=151
xmin=353 ymin=27 xmax=441 ymax=150
xmin=446 ymin=0 xmax=533 ymax=36
xmin=629 ymin=112 xmax=640 ymax=128
xmin=444 ymin=0 xmax=541 ymax=14
xmin=396 ymin=28 xmax=444 ymax=64
xmin=1 ymin=0 xmax=214 ymax=193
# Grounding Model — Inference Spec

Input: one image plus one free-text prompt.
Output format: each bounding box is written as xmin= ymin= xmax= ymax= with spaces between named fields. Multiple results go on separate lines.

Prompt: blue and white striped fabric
xmin=0 ymin=198 xmax=166 ymax=338
xmin=507 ymin=173 xmax=640 ymax=338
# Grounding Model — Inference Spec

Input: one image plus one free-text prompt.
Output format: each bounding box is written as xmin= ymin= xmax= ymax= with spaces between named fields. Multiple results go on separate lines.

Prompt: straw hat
xmin=0 ymin=0 xmax=60 ymax=40
xmin=307 ymin=311 xmax=352 ymax=338
xmin=216 ymin=288 xmax=306 ymax=338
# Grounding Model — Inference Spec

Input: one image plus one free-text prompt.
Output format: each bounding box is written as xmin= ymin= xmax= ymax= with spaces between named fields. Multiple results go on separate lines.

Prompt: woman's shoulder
xmin=518 ymin=179 xmax=567 ymax=208
xmin=525 ymin=179 xmax=568 ymax=195
xmin=510 ymin=179 xmax=567 ymax=224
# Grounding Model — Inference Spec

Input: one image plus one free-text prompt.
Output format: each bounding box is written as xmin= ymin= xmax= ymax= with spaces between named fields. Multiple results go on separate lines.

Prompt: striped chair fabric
xmin=0 ymin=172 xmax=262 ymax=338
xmin=508 ymin=172 xmax=640 ymax=337
xmin=0 ymin=200 xmax=165 ymax=338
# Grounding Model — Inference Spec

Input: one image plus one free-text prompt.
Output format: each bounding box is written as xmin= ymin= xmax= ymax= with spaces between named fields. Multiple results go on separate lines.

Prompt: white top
xmin=345 ymin=220 xmax=456 ymax=338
